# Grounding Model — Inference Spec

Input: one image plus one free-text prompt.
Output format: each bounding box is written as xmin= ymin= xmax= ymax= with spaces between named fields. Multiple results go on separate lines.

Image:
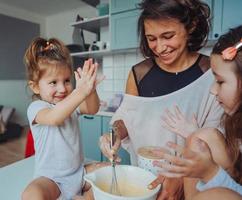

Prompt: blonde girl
xmin=22 ymin=37 xmax=106 ymax=200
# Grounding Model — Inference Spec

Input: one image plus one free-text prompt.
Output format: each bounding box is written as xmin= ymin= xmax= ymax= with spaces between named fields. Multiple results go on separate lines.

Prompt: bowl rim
xmin=85 ymin=165 xmax=161 ymax=200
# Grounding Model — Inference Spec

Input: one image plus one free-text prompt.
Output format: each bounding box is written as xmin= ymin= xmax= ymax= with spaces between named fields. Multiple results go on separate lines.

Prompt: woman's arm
xmin=99 ymin=70 xmax=137 ymax=160
xmin=113 ymin=70 xmax=139 ymax=140
xmin=125 ymin=70 xmax=139 ymax=96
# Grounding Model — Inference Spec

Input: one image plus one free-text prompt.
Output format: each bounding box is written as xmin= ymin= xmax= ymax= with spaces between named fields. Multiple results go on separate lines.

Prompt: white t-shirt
xmin=27 ymin=100 xmax=83 ymax=179
xmin=197 ymin=167 xmax=242 ymax=195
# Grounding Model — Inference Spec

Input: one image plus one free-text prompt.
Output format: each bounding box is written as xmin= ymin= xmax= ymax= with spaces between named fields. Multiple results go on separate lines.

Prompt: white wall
xmin=0 ymin=3 xmax=46 ymax=125
xmin=0 ymin=3 xmax=99 ymax=125
xmin=0 ymin=2 xmax=46 ymax=36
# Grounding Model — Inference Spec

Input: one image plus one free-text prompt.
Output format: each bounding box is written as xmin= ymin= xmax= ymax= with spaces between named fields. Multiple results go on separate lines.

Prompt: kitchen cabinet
xmin=110 ymin=0 xmax=140 ymax=14
xmin=80 ymin=115 xmax=102 ymax=161
xmin=80 ymin=114 xmax=131 ymax=164
xmin=110 ymin=0 xmax=141 ymax=50
xmin=111 ymin=9 xmax=140 ymax=50
xmin=71 ymin=0 xmax=242 ymax=57
xmin=210 ymin=0 xmax=242 ymax=40
xmin=70 ymin=0 xmax=141 ymax=57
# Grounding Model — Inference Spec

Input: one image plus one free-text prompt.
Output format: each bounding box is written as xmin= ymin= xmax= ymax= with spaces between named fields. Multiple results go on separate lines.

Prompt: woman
xmin=99 ymin=0 xmax=223 ymax=199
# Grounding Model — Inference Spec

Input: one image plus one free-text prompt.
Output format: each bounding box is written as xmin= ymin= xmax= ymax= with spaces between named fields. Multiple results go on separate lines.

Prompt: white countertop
xmin=0 ymin=157 xmax=97 ymax=200
xmin=0 ymin=156 xmax=35 ymax=200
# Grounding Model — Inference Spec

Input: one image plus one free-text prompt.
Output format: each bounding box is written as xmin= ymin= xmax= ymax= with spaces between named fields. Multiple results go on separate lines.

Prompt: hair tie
xmin=222 ymin=39 xmax=242 ymax=60
xmin=43 ymin=41 xmax=54 ymax=51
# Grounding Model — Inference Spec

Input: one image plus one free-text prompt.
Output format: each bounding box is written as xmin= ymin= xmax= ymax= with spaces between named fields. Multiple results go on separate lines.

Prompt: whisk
xmin=109 ymin=128 xmax=121 ymax=196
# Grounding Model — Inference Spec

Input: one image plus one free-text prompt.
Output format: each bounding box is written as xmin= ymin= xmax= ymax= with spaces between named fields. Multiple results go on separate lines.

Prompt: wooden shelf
xmin=70 ymin=15 xmax=109 ymax=34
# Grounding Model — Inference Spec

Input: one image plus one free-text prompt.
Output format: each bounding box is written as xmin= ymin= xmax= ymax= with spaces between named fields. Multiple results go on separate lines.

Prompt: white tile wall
xmin=98 ymin=50 xmax=144 ymax=102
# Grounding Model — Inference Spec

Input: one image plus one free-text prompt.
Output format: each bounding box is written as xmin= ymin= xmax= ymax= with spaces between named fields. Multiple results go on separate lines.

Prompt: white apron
xmin=111 ymin=69 xmax=223 ymax=165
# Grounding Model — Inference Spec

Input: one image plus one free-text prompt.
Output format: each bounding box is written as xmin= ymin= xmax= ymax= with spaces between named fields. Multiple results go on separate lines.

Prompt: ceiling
xmin=0 ymin=0 xmax=90 ymax=16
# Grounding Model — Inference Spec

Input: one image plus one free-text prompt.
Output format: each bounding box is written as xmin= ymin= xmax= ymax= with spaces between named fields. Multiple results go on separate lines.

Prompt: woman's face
xmin=144 ymin=18 xmax=189 ymax=66
xmin=210 ymin=54 xmax=241 ymax=115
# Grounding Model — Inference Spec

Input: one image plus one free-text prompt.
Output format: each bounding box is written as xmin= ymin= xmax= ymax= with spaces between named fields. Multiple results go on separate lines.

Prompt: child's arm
xmin=78 ymin=89 xmax=100 ymax=115
xmin=34 ymin=59 xmax=98 ymax=126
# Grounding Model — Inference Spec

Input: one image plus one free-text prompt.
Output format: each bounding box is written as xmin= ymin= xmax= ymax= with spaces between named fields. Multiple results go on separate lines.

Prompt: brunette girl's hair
xmin=24 ymin=37 xmax=73 ymax=84
xmin=212 ymin=25 xmax=242 ymax=184
xmin=137 ymin=0 xmax=210 ymax=58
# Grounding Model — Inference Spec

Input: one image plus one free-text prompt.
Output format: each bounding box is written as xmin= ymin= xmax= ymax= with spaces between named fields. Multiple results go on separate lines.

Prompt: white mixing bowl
xmin=84 ymin=165 xmax=161 ymax=200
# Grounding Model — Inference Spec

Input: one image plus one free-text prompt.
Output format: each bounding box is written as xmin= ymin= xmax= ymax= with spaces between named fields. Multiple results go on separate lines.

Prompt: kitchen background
xmin=0 ymin=0 xmax=242 ymax=127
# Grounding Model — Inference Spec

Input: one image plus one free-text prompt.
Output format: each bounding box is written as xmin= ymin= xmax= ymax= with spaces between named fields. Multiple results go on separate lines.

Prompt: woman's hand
xmin=162 ymin=106 xmax=198 ymax=138
xmin=149 ymin=176 xmax=184 ymax=200
xmin=152 ymin=137 xmax=219 ymax=183
xmin=99 ymin=132 xmax=121 ymax=162
xmin=75 ymin=59 xmax=104 ymax=97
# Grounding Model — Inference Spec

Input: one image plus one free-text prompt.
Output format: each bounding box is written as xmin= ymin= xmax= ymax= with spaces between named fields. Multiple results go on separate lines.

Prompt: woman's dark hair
xmin=212 ymin=25 xmax=242 ymax=184
xmin=137 ymin=0 xmax=210 ymax=58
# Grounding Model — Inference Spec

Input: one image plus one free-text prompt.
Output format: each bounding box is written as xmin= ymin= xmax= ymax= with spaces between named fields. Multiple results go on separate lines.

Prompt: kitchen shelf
xmin=71 ymin=49 xmax=111 ymax=58
xmin=70 ymin=48 xmax=139 ymax=58
xmin=70 ymin=15 xmax=109 ymax=34
xmin=82 ymin=0 xmax=99 ymax=7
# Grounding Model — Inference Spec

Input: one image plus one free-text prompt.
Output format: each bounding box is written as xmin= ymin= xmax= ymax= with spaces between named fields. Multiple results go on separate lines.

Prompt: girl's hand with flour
xmin=152 ymin=137 xmax=219 ymax=183
xmin=162 ymin=105 xmax=199 ymax=138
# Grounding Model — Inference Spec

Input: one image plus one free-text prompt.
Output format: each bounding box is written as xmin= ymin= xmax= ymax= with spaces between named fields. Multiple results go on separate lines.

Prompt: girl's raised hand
xmin=152 ymin=137 xmax=219 ymax=182
xmin=162 ymin=105 xmax=198 ymax=138
xmin=74 ymin=59 xmax=104 ymax=97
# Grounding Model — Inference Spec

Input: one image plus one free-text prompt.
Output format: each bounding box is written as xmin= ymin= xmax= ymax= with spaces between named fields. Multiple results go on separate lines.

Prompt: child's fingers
xmin=161 ymin=116 xmax=176 ymax=128
xmin=95 ymin=75 xmax=105 ymax=86
xmin=89 ymin=66 xmax=98 ymax=84
xmin=153 ymin=160 xmax=186 ymax=173
xmin=165 ymin=109 xmax=176 ymax=123
xmin=82 ymin=59 xmax=92 ymax=75
xmin=87 ymin=62 xmax=97 ymax=77
xmin=77 ymin=67 xmax=82 ymax=75
xmin=161 ymin=121 xmax=176 ymax=134
xmin=167 ymin=141 xmax=195 ymax=158
xmin=166 ymin=142 xmax=186 ymax=155
xmin=174 ymin=105 xmax=183 ymax=120
xmin=74 ymin=71 xmax=80 ymax=81
xmin=162 ymin=117 xmax=175 ymax=128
